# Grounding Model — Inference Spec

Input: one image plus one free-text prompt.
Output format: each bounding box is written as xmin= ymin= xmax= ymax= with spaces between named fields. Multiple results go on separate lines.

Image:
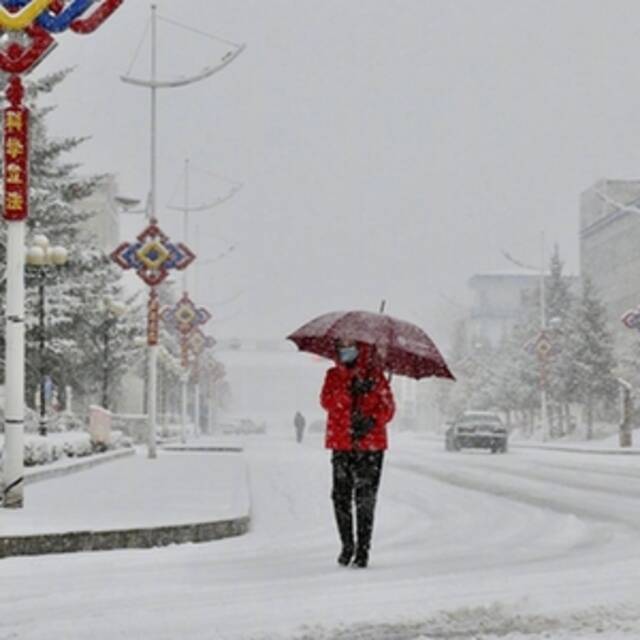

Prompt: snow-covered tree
xmin=544 ymin=245 xmax=577 ymax=435
xmin=0 ymin=69 xmax=143 ymax=415
xmin=565 ymin=277 xmax=618 ymax=438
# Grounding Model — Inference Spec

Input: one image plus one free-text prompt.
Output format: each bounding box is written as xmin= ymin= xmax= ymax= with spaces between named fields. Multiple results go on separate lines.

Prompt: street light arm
xmin=593 ymin=189 xmax=640 ymax=216
xmin=166 ymin=183 xmax=243 ymax=213
xmin=120 ymin=44 xmax=246 ymax=89
xmin=500 ymin=250 xmax=540 ymax=272
xmin=196 ymin=245 xmax=236 ymax=266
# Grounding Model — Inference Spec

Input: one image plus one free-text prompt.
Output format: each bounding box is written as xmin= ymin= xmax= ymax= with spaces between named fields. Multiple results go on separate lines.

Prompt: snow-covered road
xmin=2 ymin=432 xmax=640 ymax=640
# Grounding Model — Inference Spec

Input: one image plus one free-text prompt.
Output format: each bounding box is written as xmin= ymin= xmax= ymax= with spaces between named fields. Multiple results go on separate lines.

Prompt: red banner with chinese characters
xmin=4 ymin=105 xmax=28 ymax=221
xmin=148 ymin=289 xmax=160 ymax=346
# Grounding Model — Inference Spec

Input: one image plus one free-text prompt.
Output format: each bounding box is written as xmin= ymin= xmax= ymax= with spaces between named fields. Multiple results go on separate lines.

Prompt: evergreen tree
xmin=544 ymin=245 xmax=577 ymax=435
xmin=0 ymin=70 xmax=143 ymax=417
xmin=566 ymin=277 xmax=618 ymax=438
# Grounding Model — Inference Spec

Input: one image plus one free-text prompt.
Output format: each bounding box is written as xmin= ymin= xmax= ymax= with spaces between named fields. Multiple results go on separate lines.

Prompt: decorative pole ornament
xmin=161 ymin=292 xmax=211 ymax=366
xmin=186 ymin=328 xmax=215 ymax=357
xmin=0 ymin=0 xmax=54 ymax=30
xmin=111 ymin=225 xmax=195 ymax=454
xmin=186 ymin=328 xmax=214 ymax=439
xmin=0 ymin=0 xmax=123 ymax=33
xmin=161 ymin=291 xmax=212 ymax=443
xmin=622 ymin=307 xmax=640 ymax=332
xmin=0 ymin=0 xmax=125 ymax=509
xmin=111 ymin=222 xmax=195 ymax=288
xmin=4 ymin=77 xmax=29 ymax=221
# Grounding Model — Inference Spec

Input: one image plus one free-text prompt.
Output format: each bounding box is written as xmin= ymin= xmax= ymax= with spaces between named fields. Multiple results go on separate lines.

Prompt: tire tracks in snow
xmin=388 ymin=450 xmax=640 ymax=533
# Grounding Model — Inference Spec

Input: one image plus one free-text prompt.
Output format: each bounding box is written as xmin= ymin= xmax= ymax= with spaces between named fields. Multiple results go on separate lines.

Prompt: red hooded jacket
xmin=320 ymin=344 xmax=395 ymax=451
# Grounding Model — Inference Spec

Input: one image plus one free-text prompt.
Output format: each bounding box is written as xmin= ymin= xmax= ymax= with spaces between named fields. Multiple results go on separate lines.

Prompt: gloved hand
xmin=350 ymin=377 xmax=374 ymax=396
xmin=351 ymin=411 xmax=376 ymax=441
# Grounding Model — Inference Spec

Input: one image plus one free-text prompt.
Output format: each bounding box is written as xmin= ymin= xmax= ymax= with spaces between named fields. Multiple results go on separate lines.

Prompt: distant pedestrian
xmin=294 ymin=410 xmax=306 ymax=443
xmin=320 ymin=340 xmax=395 ymax=568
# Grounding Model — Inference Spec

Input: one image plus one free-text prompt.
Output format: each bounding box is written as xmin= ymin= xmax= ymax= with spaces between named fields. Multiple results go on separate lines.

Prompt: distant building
xmin=580 ymin=178 xmax=640 ymax=346
xmin=214 ymin=339 xmax=437 ymax=431
xmin=215 ymin=340 xmax=328 ymax=429
xmin=74 ymin=174 xmax=120 ymax=253
xmin=467 ymin=272 xmax=542 ymax=349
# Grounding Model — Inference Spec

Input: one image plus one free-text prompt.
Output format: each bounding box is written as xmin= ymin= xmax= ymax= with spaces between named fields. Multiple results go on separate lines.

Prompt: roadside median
xmin=0 ymin=446 xmax=250 ymax=559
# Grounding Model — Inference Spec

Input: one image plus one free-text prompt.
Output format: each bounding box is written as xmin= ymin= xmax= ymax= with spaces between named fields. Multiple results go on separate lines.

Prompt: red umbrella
xmin=287 ymin=310 xmax=455 ymax=380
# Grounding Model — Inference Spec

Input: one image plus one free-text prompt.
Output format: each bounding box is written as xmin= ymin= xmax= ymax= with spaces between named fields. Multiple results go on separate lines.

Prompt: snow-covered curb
xmin=162 ymin=444 xmax=244 ymax=453
xmin=0 ymin=450 xmax=252 ymax=559
xmin=24 ymin=448 xmax=136 ymax=484
xmin=0 ymin=515 xmax=250 ymax=559
xmin=510 ymin=442 xmax=640 ymax=455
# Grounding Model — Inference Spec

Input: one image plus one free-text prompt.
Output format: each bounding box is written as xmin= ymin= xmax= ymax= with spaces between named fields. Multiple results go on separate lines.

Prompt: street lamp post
xmin=171 ymin=160 xmax=240 ymax=441
xmin=101 ymin=298 xmax=127 ymax=410
xmin=502 ymin=234 xmax=552 ymax=439
xmin=25 ymin=233 xmax=68 ymax=436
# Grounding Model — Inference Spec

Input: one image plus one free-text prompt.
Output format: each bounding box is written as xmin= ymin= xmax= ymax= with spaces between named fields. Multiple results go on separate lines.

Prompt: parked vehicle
xmin=219 ymin=418 xmax=267 ymax=435
xmin=445 ymin=411 xmax=508 ymax=453
xmin=308 ymin=419 xmax=325 ymax=433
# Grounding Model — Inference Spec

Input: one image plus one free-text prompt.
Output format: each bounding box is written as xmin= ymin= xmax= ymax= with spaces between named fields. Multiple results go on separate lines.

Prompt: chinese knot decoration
xmin=111 ymin=223 xmax=195 ymax=287
xmin=0 ymin=1 xmax=124 ymax=73
xmin=186 ymin=327 xmax=215 ymax=358
xmin=111 ymin=223 xmax=195 ymax=347
xmin=622 ymin=307 xmax=640 ymax=332
xmin=524 ymin=330 xmax=555 ymax=359
xmin=161 ymin=292 xmax=211 ymax=336
xmin=161 ymin=292 xmax=211 ymax=366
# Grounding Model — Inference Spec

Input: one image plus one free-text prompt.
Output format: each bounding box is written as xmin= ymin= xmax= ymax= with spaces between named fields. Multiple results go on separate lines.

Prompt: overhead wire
xmin=124 ymin=16 xmax=151 ymax=78
xmin=156 ymin=14 xmax=243 ymax=50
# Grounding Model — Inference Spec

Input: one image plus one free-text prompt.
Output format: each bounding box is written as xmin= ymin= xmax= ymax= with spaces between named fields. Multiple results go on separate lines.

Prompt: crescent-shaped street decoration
xmin=121 ymin=43 xmax=245 ymax=89
xmin=167 ymin=183 xmax=242 ymax=214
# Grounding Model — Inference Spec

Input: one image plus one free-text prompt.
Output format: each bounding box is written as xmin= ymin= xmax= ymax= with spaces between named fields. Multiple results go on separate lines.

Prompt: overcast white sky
xmin=30 ymin=0 xmax=640 ymax=346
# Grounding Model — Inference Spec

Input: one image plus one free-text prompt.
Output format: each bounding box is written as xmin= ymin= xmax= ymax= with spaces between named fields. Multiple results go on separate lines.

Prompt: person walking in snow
xmin=294 ymin=410 xmax=306 ymax=443
xmin=320 ymin=340 xmax=395 ymax=568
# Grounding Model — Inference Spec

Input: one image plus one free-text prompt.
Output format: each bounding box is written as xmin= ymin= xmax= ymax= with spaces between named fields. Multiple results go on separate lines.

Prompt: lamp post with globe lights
xmin=25 ymin=233 xmax=68 ymax=436
xmin=100 ymin=297 xmax=127 ymax=411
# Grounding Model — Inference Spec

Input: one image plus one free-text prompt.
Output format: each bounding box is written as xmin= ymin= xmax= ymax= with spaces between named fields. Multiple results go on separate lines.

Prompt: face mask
xmin=338 ymin=346 xmax=358 ymax=364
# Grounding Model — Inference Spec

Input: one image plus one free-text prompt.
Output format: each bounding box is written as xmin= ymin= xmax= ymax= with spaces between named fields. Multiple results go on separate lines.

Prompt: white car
xmin=445 ymin=411 xmax=508 ymax=453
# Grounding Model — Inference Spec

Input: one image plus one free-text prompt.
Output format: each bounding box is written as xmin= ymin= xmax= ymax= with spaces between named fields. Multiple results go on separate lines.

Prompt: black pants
xmin=331 ymin=451 xmax=384 ymax=555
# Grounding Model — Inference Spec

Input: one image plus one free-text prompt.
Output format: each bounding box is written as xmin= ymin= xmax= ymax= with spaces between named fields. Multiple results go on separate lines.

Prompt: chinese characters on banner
xmin=3 ymin=104 xmax=28 ymax=221
xmin=148 ymin=289 xmax=160 ymax=346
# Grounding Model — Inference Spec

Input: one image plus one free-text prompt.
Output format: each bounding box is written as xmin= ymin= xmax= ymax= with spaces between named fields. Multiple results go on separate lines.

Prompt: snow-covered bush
xmin=73 ymin=437 xmax=93 ymax=458
xmin=110 ymin=429 xmax=133 ymax=450
xmin=23 ymin=433 xmax=92 ymax=466
xmin=24 ymin=438 xmax=51 ymax=466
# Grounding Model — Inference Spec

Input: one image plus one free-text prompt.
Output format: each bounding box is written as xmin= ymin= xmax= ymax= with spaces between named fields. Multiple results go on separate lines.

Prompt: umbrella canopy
xmin=287 ymin=310 xmax=455 ymax=380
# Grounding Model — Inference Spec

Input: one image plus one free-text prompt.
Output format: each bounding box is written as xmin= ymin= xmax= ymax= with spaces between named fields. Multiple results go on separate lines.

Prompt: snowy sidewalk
xmin=509 ymin=430 xmax=640 ymax=455
xmin=0 ymin=444 xmax=250 ymax=558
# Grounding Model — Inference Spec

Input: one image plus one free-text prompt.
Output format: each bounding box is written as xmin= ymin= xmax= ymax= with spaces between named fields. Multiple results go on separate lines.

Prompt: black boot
xmin=353 ymin=452 xmax=383 ymax=569
xmin=352 ymin=548 xmax=368 ymax=568
xmin=334 ymin=502 xmax=354 ymax=566
xmin=332 ymin=452 xmax=355 ymax=566
xmin=337 ymin=544 xmax=354 ymax=566
xmin=354 ymin=489 xmax=377 ymax=568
